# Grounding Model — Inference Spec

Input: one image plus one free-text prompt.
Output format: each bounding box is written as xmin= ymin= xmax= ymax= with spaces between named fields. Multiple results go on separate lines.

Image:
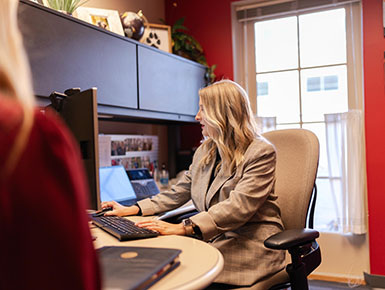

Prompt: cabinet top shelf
xmin=19 ymin=0 xmax=206 ymax=69
xmin=19 ymin=0 xmax=206 ymax=123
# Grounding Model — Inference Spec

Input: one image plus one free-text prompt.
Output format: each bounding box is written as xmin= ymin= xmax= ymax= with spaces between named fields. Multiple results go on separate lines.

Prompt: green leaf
xmin=174 ymin=17 xmax=185 ymax=26
xmin=45 ymin=0 xmax=88 ymax=13
xmin=173 ymin=24 xmax=188 ymax=31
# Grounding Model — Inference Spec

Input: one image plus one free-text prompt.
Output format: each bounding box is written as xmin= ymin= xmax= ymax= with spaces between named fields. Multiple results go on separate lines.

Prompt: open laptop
xmin=99 ymin=165 xmax=138 ymax=206
xmin=99 ymin=166 xmax=160 ymax=206
xmin=126 ymin=168 xmax=160 ymax=200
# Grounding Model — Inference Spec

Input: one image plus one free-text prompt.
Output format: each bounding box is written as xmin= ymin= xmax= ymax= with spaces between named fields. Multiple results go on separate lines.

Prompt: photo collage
xmin=98 ymin=134 xmax=158 ymax=172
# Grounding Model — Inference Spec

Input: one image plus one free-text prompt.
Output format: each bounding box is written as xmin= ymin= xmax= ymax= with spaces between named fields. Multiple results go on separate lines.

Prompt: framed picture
xmin=140 ymin=23 xmax=172 ymax=53
xmin=74 ymin=7 xmax=124 ymax=36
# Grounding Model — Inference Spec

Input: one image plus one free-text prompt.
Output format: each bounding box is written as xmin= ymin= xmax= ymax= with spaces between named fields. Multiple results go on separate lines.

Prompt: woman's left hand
xmin=135 ymin=220 xmax=185 ymax=236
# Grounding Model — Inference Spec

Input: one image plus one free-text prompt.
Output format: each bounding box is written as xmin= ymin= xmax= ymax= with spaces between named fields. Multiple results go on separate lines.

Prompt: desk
xmin=91 ymin=216 xmax=224 ymax=290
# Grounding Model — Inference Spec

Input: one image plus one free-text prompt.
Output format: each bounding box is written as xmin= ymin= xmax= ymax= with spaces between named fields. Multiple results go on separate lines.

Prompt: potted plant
xmin=168 ymin=17 xmax=216 ymax=84
xmin=44 ymin=0 xmax=87 ymax=15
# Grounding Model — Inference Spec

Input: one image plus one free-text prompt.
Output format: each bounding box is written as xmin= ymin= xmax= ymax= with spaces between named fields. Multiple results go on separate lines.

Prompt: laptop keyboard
xmin=132 ymin=182 xmax=159 ymax=200
xmin=90 ymin=215 xmax=159 ymax=241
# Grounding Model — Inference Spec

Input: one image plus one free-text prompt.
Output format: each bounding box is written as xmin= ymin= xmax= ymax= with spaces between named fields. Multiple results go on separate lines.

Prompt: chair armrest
xmin=264 ymin=229 xmax=319 ymax=250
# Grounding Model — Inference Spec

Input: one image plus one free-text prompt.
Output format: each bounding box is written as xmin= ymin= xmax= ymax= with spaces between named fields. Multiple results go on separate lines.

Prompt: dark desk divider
xmin=49 ymin=88 xmax=100 ymax=210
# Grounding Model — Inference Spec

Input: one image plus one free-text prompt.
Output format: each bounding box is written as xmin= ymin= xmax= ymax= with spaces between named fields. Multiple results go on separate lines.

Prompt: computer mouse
xmin=93 ymin=207 xmax=113 ymax=217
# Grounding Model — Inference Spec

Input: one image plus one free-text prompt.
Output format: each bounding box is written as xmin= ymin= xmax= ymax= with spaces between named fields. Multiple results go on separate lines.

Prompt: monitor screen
xmin=99 ymin=166 xmax=136 ymax=203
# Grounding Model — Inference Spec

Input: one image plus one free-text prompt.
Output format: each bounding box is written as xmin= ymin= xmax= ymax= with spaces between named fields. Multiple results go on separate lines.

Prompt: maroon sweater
xmin=0 ymin=97 xmax=101 ymax=290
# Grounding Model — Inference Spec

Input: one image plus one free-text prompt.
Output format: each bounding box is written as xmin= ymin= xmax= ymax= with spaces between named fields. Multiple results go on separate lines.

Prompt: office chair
xmin=166 ymin=129 xmax=321 ymax=290
xmin=249 ymin=128 xmax=321 ymax=290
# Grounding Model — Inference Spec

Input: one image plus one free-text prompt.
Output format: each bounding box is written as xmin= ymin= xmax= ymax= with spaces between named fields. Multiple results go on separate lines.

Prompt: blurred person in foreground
xmin=0 ymin=0 xmax=101 ymax=289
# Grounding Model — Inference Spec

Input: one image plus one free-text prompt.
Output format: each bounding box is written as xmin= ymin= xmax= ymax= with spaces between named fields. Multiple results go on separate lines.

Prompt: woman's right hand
xmin=100 ymin=200 xmax=140 ymax=217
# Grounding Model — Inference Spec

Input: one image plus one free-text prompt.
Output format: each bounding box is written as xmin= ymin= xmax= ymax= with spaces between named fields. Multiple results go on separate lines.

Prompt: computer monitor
xmin=49 ymin=88 xmax=100 ymax=209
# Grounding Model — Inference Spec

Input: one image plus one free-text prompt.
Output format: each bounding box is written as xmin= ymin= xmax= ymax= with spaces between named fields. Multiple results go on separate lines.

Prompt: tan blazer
xmin=138 ymin=136 xmax=285 ymax=286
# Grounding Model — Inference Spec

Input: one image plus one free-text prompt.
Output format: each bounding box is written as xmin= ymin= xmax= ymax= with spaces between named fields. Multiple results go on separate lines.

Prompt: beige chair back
xmin=232 ymin=129 xmax=320 ymax=290
xmin=241 ymin=129 xmax=320 ymax=290
xmin=262 ymin=129 xmax=319 ymax=230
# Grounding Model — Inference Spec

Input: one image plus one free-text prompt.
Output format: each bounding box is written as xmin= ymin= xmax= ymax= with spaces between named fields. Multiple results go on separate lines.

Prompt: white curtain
xmin=324 ymin=110 xmax=366 ymax=234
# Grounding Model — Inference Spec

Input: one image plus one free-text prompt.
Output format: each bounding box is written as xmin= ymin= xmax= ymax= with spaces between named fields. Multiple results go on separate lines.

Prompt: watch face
xmin=183 ymin=218 xmax=193 ymax=227
xmin=182 ymin=218 xmax=194 ymax=236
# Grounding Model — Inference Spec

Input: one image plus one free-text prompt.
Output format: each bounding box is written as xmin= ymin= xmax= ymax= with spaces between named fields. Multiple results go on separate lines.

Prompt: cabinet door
xmin=18 ymin=1 xmax=137 ymax=109
xmin=138 ymin=46 xmax=206 ymax=116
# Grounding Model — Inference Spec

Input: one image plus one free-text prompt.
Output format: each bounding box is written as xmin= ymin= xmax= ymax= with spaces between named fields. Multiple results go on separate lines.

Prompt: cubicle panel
xmin=138 ymin=46 xmax=206 ymax=116
xmin=18 ymin=1 xmax=137 ymax=109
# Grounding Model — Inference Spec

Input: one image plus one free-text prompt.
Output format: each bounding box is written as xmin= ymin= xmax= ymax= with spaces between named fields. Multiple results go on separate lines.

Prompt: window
xmin=255 ymin=9 xmax=348 ymax=232
xmin=232 ymin=1 xmax=365 ymax=234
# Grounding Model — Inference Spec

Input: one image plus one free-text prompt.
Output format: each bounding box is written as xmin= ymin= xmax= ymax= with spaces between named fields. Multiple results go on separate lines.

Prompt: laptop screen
xmin=126 ymin=168 xmax=160 ymax=199
xmin=126 ymin=168 xmax=153 ymax=180
xmin=99 ymin=166 xmax=136 ymax=203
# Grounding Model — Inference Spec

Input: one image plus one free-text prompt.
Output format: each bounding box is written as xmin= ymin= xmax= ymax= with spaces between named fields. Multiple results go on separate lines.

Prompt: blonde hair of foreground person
xmin=199 ymin=79 xmax=259 ymax=175
xmin=0 ymin=0 xmax=35 ymax=178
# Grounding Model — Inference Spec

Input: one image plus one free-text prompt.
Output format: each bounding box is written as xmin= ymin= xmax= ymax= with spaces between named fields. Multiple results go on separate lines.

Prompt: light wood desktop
xmin=91 ymin=216 xmax=224 ymax=290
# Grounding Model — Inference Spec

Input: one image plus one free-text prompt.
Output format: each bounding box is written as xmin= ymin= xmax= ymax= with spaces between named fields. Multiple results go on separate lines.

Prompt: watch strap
xmin=182 ymin=218 xmax=203 ymax=239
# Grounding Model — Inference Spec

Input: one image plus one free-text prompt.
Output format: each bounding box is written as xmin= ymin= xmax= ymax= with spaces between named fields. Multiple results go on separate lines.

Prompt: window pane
xmin=255 ymin=16 xmax=298 ymax=72
xmin=313 ymin=178 xmax=340 ymax=232
xmin=302 ymin=122 xmax=341 ymax=232
xmin=299 ymin=8 xmax=346 ymax=67
xmin=302 ymin=123 xmax=329 ymax=177
xmin=301 ymin=65 xmax=348 ymax=122
xmin=256 ymin=71 xmax=300 ymax=123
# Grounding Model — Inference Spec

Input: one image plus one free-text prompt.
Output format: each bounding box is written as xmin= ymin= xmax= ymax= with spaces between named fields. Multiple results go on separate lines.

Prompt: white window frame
xmin=231 ymin=0 xmax=367 ymax=233
xmin=231 ymin=0 xmax=364 ymax=113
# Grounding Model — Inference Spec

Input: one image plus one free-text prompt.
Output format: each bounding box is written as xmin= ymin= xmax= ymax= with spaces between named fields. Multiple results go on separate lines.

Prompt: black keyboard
xmin=90 ymin=215 xmax=159 ymax=241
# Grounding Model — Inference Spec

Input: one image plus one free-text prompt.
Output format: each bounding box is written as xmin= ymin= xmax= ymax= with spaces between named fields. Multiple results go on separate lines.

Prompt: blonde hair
xmin=0 ymin=0 xmax=35 ymax=178
xmin=199 ymin=80 xmax=259 ymax=175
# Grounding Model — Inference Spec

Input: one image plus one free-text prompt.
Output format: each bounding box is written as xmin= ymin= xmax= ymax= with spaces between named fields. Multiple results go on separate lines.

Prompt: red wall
xmin=165 ymin=0 xmax=235 ymax=80
xmin=166 ymin=0 xmax=385 ymax=276
xmin=362 ymin=0 xmax=385 ymax=275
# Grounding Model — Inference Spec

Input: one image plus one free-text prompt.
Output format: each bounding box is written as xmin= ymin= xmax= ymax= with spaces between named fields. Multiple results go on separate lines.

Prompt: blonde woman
xmin=102 ymin=80 xmax=285 ymax=287
xmin=0 ymin=0 xmax=100 ymax=289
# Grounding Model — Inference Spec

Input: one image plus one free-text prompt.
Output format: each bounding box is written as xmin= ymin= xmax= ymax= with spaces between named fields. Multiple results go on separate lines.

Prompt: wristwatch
xmin=182 ymin=218 xmax=196 ymax=236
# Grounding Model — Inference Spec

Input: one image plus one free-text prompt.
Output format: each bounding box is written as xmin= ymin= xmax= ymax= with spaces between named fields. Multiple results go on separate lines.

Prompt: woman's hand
xmin=135 ymin=220 xmax=185 ymax=236
xmin=100 ymin=200 xmax=140 ymax=217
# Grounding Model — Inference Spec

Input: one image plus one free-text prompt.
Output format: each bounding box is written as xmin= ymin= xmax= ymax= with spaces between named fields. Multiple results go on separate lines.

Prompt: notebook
xmin=97 ymin=246 xmax=181 ymax=290
xmin=99 ymin=166 xmax=138 ymax=206
xmin=126 ymin=168 xmax=160 ymax=200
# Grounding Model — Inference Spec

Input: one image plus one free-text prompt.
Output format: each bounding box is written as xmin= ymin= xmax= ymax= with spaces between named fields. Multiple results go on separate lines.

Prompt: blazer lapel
xmin=205 ymin=166 xmax=234 ymax=209
xmin=193 ymin=154 xmax=216 ymax=211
